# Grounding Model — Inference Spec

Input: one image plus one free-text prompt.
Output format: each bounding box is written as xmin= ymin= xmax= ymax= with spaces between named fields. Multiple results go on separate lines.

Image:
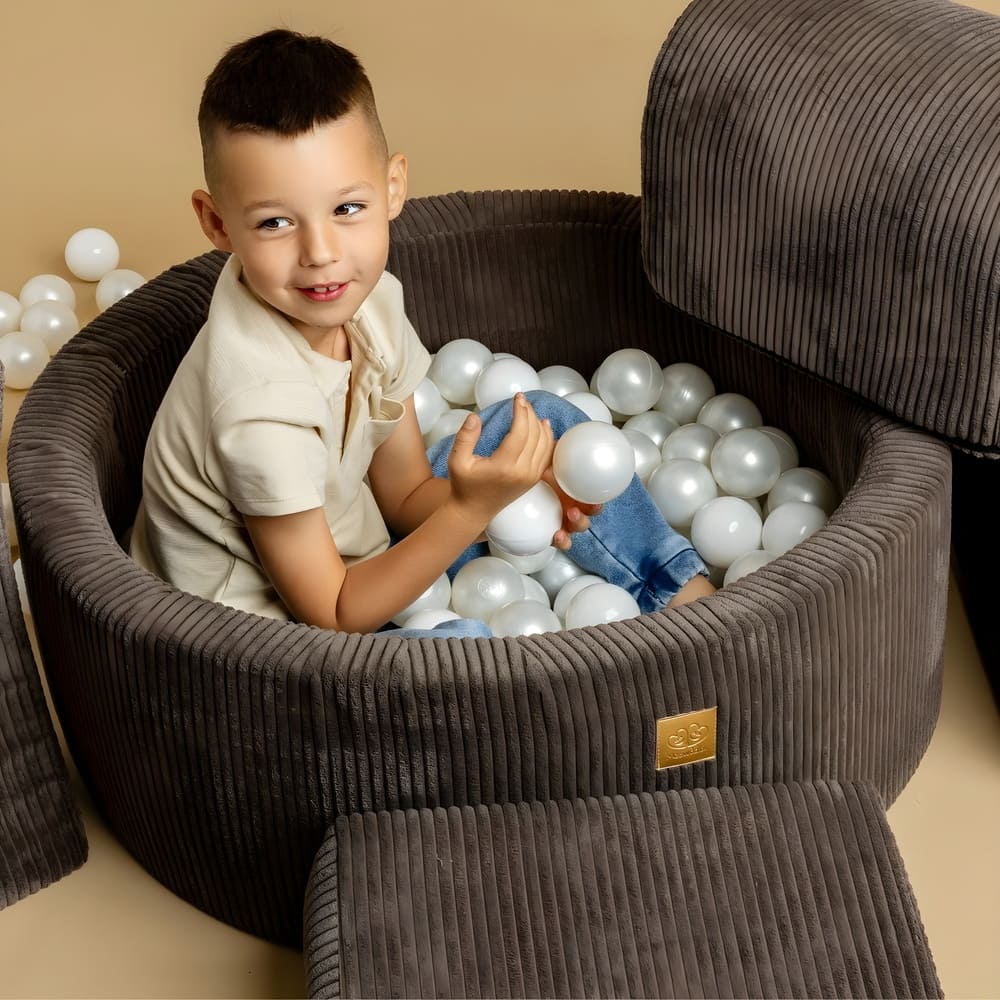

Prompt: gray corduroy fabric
xmin=7 ymin=192 xmax=949 ymax=942
xmin=303 ymin=781 xmax=941 ymax=999
xmin=0 ymin=374 xmax=87 ymax=909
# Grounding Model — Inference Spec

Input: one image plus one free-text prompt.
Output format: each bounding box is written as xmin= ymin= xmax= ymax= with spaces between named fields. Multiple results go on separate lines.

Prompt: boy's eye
xmin=335 ymin=202 xmax=364 ymax=217
xmin=257 ymin=217 xmax=291 ymax=231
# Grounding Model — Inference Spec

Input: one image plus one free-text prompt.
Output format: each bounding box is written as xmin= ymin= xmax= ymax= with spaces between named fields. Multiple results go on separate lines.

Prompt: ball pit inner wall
xmin=8 ymin=190 xmax=950 ymax=944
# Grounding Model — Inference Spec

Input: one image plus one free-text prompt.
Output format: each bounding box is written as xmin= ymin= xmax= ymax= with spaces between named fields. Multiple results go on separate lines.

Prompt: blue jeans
xmin=381 ymin=390 xmax=707 ymax=639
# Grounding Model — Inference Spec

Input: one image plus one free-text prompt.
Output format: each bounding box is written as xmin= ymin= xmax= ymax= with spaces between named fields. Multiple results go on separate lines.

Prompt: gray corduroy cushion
xmin=303 ymin=781 xmax=941 ymax=999
xmin=0 ymin=374 xmax=86 ymax=908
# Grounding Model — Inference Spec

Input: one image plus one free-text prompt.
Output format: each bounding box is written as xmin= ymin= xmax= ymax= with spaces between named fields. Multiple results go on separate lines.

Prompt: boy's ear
xmin=191 ymin=189 xmax=234 ymax=252
xmin=386 ymin=153 xmax=408 ymax=221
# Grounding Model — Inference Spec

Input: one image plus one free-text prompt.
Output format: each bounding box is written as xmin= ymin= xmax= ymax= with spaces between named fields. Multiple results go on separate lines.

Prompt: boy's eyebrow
xmin=243 ymin=183 xmax=376 ymax=214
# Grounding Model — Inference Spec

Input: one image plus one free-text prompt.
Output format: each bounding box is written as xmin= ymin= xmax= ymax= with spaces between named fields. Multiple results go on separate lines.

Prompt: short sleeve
xmin=208 ymin=383 xmax=328 ymax=517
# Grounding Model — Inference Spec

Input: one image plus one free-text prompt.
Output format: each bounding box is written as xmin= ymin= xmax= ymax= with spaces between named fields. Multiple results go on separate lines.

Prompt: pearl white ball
xmin=402 ymin=608 xmax=463 ymax=629
xmin=390 ymin=573 xmax=452 ymax=626
xmin=766 ymin=467 xmax=838 ymax=516
xmin=427 ymin=338 xmax=494 ymax=405
xmin=531 ymin=549 xmax=587 ymax=602
xmin=474 ymin=357 xmax=540 ymax=409
xmin=19 ymin=274 xmax=75 ymax=311
xmin=622 ymin=428 xmax=662 ymax=484
xmin=723 ymin=549 xmax=779 ymax=586
xmin=761 ymin=501 xmax=828 ymax=554
xmin=710 ymin=428 xmax=782 ymax=499
xmin=759 ymin=426 xmax=799 ymax=474
xmin=689 ymin=496 xmax=763 ymax=568
xmin=654 ymin=362 xmax=716 ymax=423
xmin=519 ymin=573 xmax=551 ymax=607
xmin=563 ymin=391 xmax=613 ymax=423
xmin=0 ymin=292 xmax=23 ymax=335
xmin=0 ymin=331 xmax=49 ymax=389
xmin=697 ymin=393 xmax=763 ymax=435
xmin=661 ymin=423 xmax=719 ymax=466
xmin=96 ymin=268 xmax=145 ymax=312
xmin=424 ymin=408 xmax=473 ymax=448
xmin=564 ymin=582 xmax=641 ymax=629
xmin=488 ymin=599 xmax=562 ymax=637
xmin=488 ymin=541 xmax=556 ymax=574
xmin=621 ymin=410 xmax=679 ymax=449
xmin=553 ymin=574 xmax=605 ymax=621
xmin=486 ymin=481 xmax=563 ymax=556
xmin=593 ymin=348 xmax=664 ymax=416
xmin=646 ymin=459 xmax=718 ymax=528
xmin=64 ymin=227 xmax=120 ymax=281
xmin=413 ymin=377 xmax=449 ymax=434
xmin=552 ymin=421 xmax=636 ymax=505
xmin=450 ymin=556 xmax=524 ymax=620
xmin=538 ymin=364 xmax=589 ymax=397
xmin=20 ymin=300 xmax=79 ymax=355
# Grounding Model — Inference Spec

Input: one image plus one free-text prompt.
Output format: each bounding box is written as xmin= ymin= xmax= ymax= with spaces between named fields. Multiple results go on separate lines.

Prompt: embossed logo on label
xmin=655 ymin=706 xmax=717 ymax=769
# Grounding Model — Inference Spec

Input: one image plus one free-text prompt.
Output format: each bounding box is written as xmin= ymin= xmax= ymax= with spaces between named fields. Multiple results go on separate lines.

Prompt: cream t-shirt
xmin=130 ymin=254 xmax=431 ymax=620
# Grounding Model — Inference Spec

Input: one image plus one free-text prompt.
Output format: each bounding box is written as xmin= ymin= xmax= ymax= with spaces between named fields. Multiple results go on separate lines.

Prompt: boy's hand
xmin=542 ymin=467 xmax=603 ymax=551
xmin=447 ymin=393 xmax=555 ymax=527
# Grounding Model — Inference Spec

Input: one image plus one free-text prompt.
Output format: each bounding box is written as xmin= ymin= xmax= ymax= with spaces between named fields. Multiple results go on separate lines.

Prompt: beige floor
xmin=0 ymin=1 xmax=999 ymax=996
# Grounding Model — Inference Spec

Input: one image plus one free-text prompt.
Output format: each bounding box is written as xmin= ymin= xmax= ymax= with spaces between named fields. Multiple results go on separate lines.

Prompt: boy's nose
xmin=300 ymin=223 xmax=340 ymax=267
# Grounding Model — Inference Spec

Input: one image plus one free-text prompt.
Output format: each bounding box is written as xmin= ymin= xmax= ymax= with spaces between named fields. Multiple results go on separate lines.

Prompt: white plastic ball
xmin=553 ymin=574 xmax=605 ymax=621
xmin=697 ymin=393 xmax=763 ymax=435
xmin=766 ymin=467 xmax=838 ymax=516
xmin=761 ymin=501 xmax=828 ymax=555
xmin=488 ymin=599 xmax=562 ymax=637
xmin=552 ymin=421 xmax=636 ymax=505
xmin=390 ymin=573 xmax=452 ymax=626
xmin=661 ymin=423 xmax=719 ymax=466
xmin=689 ymin=496 xmax=763 ymax=568
xmin=450 ymin=556 xmax=524 ymax=620
xmin=64 ymin=227 xmax=120 ymax=281
xmin=427 ymin=338 xmax=494 ymax=405
xmin=646 ymin=459 xmax=719 ymax=528
xmin=474 ymin=357 xmax=541 ymax=409
xmin=413 ymin=377 xmax=449 ymax=434
xmin=0 ymin=331 xmax=49 ymax=389
xmin=723 ymin=549 xmax=779 ymax=586
xmin=402 ymin=608 xmax=463 ymax=629
xmin=621 ymin=410 xmax=679 ymax=449
xmin=759 ymin=426 xmax=799 ymax=474
xmin=654 ymin=362 xmax=716 ymax=423
xmin=424 ymin=408 xmax=473 ymax=448
xmin=593 ymin=348 xmax=665 ymax=416
xmin=538 ymin=364 xmax=589 ymax=397
xmin=564 ymin=582 xmax=641 ymax=629
xmin=19 ymin=274 xmax=75 ymax=311
xmin=96 ymin=268 xmax=145 ymax=312
xmin=20 ymin=301 xmax=79 ymax=355
xmin=622 ymin=428 xmax=662 ymax=484
xmin=710 ymin=428 xmax=782 ymax=499
xmin=488 ymin=541 xmax=556 ymax=574
xmin=531 ymin=549 xmax=587 ymax=602
xmin=563 ymin=391 xmax=613 ymax=423
xmin=0 ymin=292 xmax=22 ymax=335
xmin=519 ymin=574 xmax=551 ymax=607
xmin=486 ymin=481 xmax=563 ymax=556
xmin=493 ymin=352 xmax=521 ymax=362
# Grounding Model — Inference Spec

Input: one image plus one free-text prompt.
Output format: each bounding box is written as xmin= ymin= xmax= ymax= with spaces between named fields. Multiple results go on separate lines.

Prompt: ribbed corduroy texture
xmin=304 ymin=781 xmax=941 ymax=999
xmin=8 ymin=191 xmax=948 ymax=943
xmin=642 ymin=0 xmax=1000 ymax=454
xmin=0 ymin=374 xmax=87 ymax=909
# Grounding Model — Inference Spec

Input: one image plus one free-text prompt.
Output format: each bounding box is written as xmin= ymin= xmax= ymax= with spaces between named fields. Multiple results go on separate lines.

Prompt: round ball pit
xmin=8 ymin=190 xmax=950 ymax=945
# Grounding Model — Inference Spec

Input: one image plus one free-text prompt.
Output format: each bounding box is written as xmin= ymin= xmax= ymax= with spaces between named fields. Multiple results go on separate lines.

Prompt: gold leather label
xmin=655 ymin=707 xmax=717 ymax=769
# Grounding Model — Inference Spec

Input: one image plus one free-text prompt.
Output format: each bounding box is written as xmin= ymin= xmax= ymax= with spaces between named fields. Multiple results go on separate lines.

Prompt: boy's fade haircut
xmin=198 ymin=28 xmax=388 ymax=190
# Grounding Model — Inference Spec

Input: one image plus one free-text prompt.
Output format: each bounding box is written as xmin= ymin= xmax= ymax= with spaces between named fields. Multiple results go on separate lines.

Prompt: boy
xmin=130 ymin=28 xmax=713 ymax=635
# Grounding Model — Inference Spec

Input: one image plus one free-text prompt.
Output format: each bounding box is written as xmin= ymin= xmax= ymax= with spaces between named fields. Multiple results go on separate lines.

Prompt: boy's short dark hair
xmin=198 ymin=28 xmax=387 ymax=189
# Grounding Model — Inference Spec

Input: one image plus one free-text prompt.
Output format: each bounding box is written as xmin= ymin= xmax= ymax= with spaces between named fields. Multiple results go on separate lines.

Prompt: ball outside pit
xmin=646 ymin=459 xmax=718 ymax=529
xmin=96 ymin=269 xmax=145 ymax=312
xmin=622 ymin=410 xmax=679 ymax=449
xmin=563 ymin=391 xmax=613 ymax=423
xmin=564 ymin=582 xmax=641 ymax=629
xmin=64 ymin=227 xmax=120 ymax=281
xmin=0 ymin=291 xmax=23 ymax=335
xmin=390 ymin=572 xmax=452 ymax=626
xmin=402 ymin=608 xmax=462 ymax=630
xmin=486 ymin=481 xmax=563 ymax=557
xmin=20 ymin=300 xmax=79 ymax=355
xmin=428 ymin=338 xmax=494 ymax=405
xmin=0 ymin=331 xmax=49 ymax=389
xmin=552 ymin=421 xmax=636 ymax=505
xmin=759 ymin=426 xmax=799 ymax=474
xmin=487 ymin=540 xmax=556 ymax=575
xmin=710 ymin=428 xmax=782 ymax=499
xmin=488 ymin=599 xmax=562 ymax=637
xmin=593 ymin=348 xmax=665 ymax=416
xmin=654 ymin=362 xmax=716 ymax=424
xmin=622 ymin=428 xmax=662 ymax=484
xmin=19 ymin=274 xmax=75 ymax=311
xmin=424 ymin=408 xmax=472 ymax=448
xmin=474 ymin=357 xmax=540 ymax=409
xmin=450 ymin=556 xmax=524 ymax=620
xmin=413 ymin=377 xmax=449 ymax=434
xmin=767 ymin=467 xmax=839 ymax=517
xmin=723 ymin=549 xmax=779 ymax=587
xmin=538 ymin=364 xmax=589 ymax=398
xmin=552 ymin=574 xmax=605 ymax=621
xmin=690 ymin=496 xmax=763 ymax=569
xmin=661 ymin=423 xmax=719 ymax=466
xmin=531 ymin=549 xmax=587 ymax=602
xmin=761 ymin=501 xmax=828 ymax=555
xmin=697 ymin=393 xmax=763 ymax=435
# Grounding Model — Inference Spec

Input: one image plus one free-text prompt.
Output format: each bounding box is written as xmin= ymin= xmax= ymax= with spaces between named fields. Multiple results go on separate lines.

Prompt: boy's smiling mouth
xmin=299 ymin=282 xmax=350 ymax=302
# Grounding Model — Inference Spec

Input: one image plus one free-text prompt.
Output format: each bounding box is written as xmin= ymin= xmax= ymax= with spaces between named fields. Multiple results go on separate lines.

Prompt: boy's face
xmin=192 ymin=114 xmax=407 ymax=350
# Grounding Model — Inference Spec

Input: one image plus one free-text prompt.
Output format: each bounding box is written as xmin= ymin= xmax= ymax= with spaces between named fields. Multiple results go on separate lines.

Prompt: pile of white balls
xmin=398 ymin=340 xmax=839 ymax=637
xmin=0 ymin=228 xmax=145 ymax=389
